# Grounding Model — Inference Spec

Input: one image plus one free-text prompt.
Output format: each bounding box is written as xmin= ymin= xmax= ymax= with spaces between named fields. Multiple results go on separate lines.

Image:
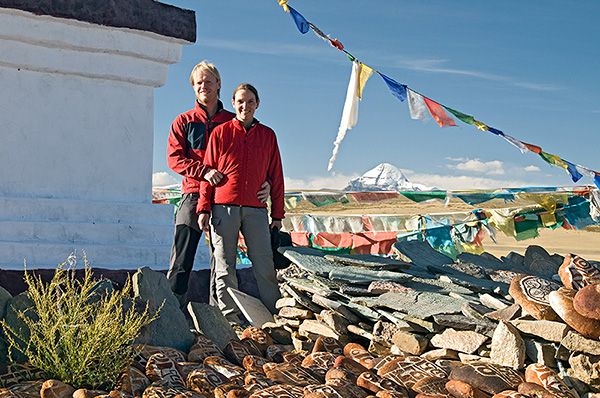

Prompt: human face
xmin=232 ymin=89 xmax=259 ymax=127
xmin=192 ymin=68 xmax=220 ymax=106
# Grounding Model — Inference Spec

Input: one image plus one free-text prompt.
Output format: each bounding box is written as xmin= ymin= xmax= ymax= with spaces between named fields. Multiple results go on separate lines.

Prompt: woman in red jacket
xmin=198 ymin=83 xmax=284 ymax=325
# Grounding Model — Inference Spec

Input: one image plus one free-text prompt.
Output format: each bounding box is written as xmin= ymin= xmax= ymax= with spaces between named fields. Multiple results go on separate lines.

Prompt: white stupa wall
xmin=0 ymin=7 xmax=211 ymax=270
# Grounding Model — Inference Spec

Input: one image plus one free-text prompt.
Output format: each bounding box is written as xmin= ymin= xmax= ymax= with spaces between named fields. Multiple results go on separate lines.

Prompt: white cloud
xmin=285 ymin=172 xmax=359 ymax=191
xmin=388 ymin=57 xmax=560 ymax=92
xmin=152 ymin=172 xmax=179 ymax=187
xmin=406 ymin=172 xmax=536 ymax=191
xmin=447 ymin=158 xmax=505 ymax=175
xmin=524 ymin=165 xmax=541 ymax=172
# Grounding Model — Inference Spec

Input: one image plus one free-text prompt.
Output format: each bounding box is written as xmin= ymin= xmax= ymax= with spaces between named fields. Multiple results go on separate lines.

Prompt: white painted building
xmin=0 ymin=1 xmax=208 ymax=269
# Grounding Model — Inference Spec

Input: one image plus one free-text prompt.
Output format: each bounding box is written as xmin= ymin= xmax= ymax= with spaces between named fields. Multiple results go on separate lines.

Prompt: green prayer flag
xmin=443 ymin=106 xmax=474 ymax=125
xmin=399 ymin=191 xmax=447 ymax=203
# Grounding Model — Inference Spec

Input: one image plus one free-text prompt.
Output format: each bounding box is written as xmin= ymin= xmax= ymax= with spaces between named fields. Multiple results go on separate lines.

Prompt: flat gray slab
xmin=393 ymin=240 xmax=455 ymax=267
xmin=353 ymin=290 xmax=465 ymax=319
xmin=228 ymin=287 xmax=275 ymax=328
xmin=403 ymin=276 xmax=474 ymax=295
xmin=285 ymin=277 xmax=336 ymax=298
xmin=457 ymin=252 xmax=515 ymax=272
xmin=324 ymin=254 xmax=411 ymax=269
xmin=188 ymin=301 xmax=238 ymax=349
xmin=328 ymin=267 xmax=411 ymax=284
xmin=439 ymin=274 xmax=509 ymax=294
xmin=281 ymin=246 xmax=410 ymax=284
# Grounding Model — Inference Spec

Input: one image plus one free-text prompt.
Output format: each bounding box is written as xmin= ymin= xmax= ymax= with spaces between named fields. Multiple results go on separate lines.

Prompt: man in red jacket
xmin=198 ymin=83 xmax=284 ymax=324
xmin=166 ymin=62 xmax=269 ymax=310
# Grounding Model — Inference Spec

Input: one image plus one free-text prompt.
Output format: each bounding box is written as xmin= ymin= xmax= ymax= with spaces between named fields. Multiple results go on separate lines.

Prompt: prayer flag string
xmin=275 ymin=1 xmax=600 ymax=189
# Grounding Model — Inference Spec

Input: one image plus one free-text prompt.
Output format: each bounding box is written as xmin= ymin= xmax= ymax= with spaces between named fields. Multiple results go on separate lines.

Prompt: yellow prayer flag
xmin=358 ymin=63 xmax=374 ymax=99
xmin=548 ymin=154 xmax=568 ymax=170
xmin=473 ymin=120 xmax=489 ymax=131
xmin=278 ymin=0 xmax=290 ymax=12
xmin=518 ymin=193 xmax=569 ymax=214
xmin=461 ymin=242 xmax=485 ymax=255
xmin=540 ymin=212 xmax=557 ymax=227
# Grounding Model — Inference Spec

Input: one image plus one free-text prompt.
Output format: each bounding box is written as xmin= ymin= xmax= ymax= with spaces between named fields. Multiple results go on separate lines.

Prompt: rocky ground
xmin=1 ymin=240 xmax=600 ymax=398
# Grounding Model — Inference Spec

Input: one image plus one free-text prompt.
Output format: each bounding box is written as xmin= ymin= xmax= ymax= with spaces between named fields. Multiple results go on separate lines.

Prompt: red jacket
xmin=167 ymin=100 xmax=235 ymax=193
xmin=198 ymin=118 xmax=285 ymax=220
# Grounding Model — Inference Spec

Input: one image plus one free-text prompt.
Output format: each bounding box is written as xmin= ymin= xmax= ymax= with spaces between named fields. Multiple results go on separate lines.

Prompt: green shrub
xmin=1 ymin=253 xmax=160 ymax=390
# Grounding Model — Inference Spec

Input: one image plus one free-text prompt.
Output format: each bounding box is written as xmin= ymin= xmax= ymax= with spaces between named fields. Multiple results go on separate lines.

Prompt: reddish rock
xmin=492 ymin=391 xmax=528 ymax=398
xmin=265 ymin=344 xmax=287 ymax=363
xmin=301 ymin=351 xmax=339 ymax=378
xmin=326 ymin=377 xmax=371 ymax=398
xmin=378 ymin=356 xmax=448 ymax=390
xmin=188 ymin=334 xmax=225 ymax=363
xmin=357 ymin=371 xmax=407 ymax=395
xmin=40 ymin=380 xmax=76 ymax=398
xmin=573 ymin=282 xmax=600 ymax=320
xmin=186 ymin=367 xmax=230 ymax=396
xmin=334 ymin=355 xmax=370 ymax=376
xmin=240 ymin=327 xmax=273 ymax=348
xmin=524 ymin=363 xmax=576 ymax=398
xmin=344 ymin=343 xmax=375 ymax=368
xmin=223 ymin=340 xmax=254 ymax=366
xmin=242 ymin=355 xmax=269 ymax=374
xmin=115 ymin=363 xmax=149 ymax=396
xmin=303 ymin=384 xmax=345 ymax=398
xmin=247 ymin=384 xmax=304 ymax=397
xmin=312 ymin=336 xmax=345 ymax=355
xmin=548 ymin=287 xmax=600 ymax=340
xmin=203 ymin=356 xmax=245 ymax=380
xmin=448 ymin=362 xmax=524 ymax=395
xmin=264 ymin=361 xmax=323 ymax=387
xmin=326 ymin=366 xmax=359 ymax=384
xmin=558 ymin=254 xmax=600 ymax=290
xmin=368 ymin=355 xmax=402 ymax=371
xmin=445 ymin=380 xmax=491 ymax=398
xmin=145 ymin=353 xmax=186 ymax=386
xmin=517 ymin=382 xmax=555 ymax=398
xmin=508 ymin=275 xmax=559 ymax=321
xmin=412 ymin=376 xmax=451 ymax=397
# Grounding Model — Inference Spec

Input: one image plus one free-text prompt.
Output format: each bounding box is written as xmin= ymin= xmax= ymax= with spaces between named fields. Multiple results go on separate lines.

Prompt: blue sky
xmin=153 ymin=0 xmax=599 ymax=191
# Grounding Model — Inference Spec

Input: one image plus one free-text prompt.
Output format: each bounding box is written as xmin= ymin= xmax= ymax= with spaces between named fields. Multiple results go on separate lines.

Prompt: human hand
xmin=198 ymin=213 xmax=211 ymax=232
xmin=257 ymin=180 xmax=271 ymax=203
xmin=270 ymin=220 xmax=282 ymax=230
xmin=204 ymin=168 xmax=223 ymax=186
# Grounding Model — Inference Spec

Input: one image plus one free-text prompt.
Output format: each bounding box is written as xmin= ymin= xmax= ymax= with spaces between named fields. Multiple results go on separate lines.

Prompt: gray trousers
xmin=210 ymin=204 xmax=280 ymax=322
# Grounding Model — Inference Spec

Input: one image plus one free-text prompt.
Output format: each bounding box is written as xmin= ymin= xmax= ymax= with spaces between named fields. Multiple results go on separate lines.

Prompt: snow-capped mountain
xmin=344 ymin=163 xmax=434 ymax=192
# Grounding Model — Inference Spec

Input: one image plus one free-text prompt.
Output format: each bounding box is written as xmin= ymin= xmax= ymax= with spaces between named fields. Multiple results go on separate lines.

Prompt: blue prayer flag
xmin=288 ymin=6 xmax=309 ymax=34
xmin=379 ymin=73 xmax=407 ymax=102
xmin=487 ymin=127 xmax=505 ymax=137
xmin=564 ymin=160 xmax=583 ymax=183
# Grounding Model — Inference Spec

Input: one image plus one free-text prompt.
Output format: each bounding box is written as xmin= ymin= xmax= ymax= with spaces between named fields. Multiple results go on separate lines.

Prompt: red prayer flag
xmin=423 ymin=97 xmax=456 ymax=127
xmin=522 ymin=142 xmax=542 ymax=154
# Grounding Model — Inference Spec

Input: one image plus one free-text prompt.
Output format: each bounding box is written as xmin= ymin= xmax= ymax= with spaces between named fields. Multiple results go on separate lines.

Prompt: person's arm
xmin=166 ymin=117 xmax=208 ymax=179
xmin=196 ymin=125 xmax=220 ymax=219
xmin=266 ymin=132 xmax=285 ymax=225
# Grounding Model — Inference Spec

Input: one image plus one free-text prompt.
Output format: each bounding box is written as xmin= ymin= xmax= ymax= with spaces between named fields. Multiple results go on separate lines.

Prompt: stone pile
xmin=1 ymin=244 xmax=600 ymax=398
xmin=256 ymin=242 xmax=600 ymax=396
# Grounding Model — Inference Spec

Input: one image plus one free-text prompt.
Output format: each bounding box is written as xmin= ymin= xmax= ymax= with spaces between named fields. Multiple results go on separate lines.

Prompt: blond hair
xmin=189 ymin=61 xmax=221 ymax=96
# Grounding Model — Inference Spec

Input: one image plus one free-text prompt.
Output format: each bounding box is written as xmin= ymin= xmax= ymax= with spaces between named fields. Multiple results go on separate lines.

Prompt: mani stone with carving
xmin=508 ymin=274 xmax=560 ymax=321
xmin=558 ymin=254 xmax=600 ymax=291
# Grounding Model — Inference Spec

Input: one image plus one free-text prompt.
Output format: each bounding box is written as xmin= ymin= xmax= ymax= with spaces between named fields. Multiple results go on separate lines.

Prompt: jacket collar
xmin=195 ymin=100 xmax=224 ymax=117
xmin=232 ymin=117 xmax=259 ymax=131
